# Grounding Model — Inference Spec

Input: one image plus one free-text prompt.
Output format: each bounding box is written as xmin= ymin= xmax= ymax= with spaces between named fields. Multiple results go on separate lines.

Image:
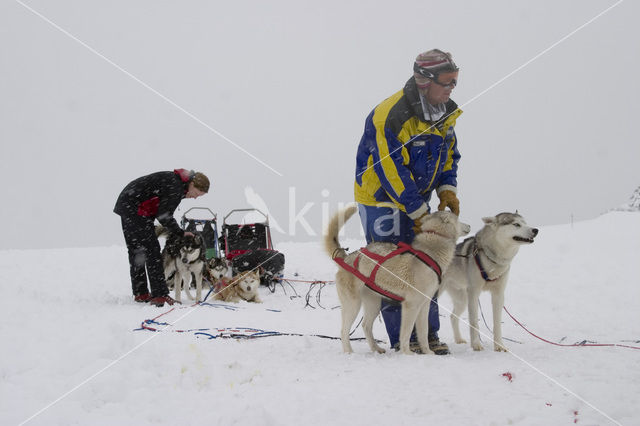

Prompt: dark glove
xmin=437 ymin=190 xmax=460 ymax=216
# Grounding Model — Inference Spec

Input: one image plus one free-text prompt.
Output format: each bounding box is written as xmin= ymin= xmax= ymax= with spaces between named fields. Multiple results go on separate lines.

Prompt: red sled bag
xmin=220 ymin=209 xmax=285 ymax=286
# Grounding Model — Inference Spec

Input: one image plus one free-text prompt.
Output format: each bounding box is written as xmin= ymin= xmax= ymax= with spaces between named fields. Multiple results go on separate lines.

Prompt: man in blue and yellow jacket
xmin=354 ymin=49 xmax=462 ymax=354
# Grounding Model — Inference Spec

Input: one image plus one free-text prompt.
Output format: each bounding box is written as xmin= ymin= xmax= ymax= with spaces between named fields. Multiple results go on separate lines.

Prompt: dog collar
xmin=459 ymin=238 xmax=501 ymax=282
xmin=474 ymin=252 xmax=499 ymax=282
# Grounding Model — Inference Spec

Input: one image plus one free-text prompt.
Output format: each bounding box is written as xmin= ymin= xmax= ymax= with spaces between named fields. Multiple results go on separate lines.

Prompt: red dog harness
xmin=333 ymin=242 xmax=442 ymax=302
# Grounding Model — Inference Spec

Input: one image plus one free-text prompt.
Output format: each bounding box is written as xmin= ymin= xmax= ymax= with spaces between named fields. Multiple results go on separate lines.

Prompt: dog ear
xmin=459 ymin=222 xmax=471 ymax=236
xmin=482 ymin=216 xmax=496 ymax=225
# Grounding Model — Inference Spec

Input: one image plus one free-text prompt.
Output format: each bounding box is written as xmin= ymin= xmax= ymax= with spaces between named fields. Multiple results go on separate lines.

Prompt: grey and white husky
xmin=441 ymin=212 xmax=538 ymax=352
xmin=156 ymin=227 xmax=206 ymax=303
xmin=204 ymin=256 xmax=230 ymax=287
xmin=325 ymin=205 xmax=470 ymax=355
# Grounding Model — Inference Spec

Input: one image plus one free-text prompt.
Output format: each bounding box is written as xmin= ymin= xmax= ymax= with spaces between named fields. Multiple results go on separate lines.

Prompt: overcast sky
xmin=1 ymin=0 xmax=639 ymax=249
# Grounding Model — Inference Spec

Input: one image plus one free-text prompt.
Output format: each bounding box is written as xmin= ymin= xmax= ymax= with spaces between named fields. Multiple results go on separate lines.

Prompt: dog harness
xmin=456 ymin=237 xmax=499 ymax=282
xmin=333 ymin=242 xmax=442 ymax=302
xmin=474 ymin=253 xmax=498 ymax=282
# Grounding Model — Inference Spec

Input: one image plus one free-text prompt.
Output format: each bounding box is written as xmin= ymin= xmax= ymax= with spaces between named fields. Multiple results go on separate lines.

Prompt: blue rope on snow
xmin=194 ymin=327 xmax=294 ymax=340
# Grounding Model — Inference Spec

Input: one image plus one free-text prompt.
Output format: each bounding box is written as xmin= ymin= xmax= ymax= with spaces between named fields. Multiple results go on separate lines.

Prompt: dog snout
xmin=182 ymin=258 xmax=189 ymax=264
xmin=532 ymin=228 xmax=539 ymax=237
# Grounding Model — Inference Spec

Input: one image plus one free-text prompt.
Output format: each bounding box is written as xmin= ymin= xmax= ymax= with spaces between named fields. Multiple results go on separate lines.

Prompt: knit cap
xmin=413 ymin=49 xmax=459 ymax=88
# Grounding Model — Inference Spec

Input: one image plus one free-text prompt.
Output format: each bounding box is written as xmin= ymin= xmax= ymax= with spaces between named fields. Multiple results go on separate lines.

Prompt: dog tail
xmin=155 ymin=225 xmax=169 ymax=238
xmin=324 ymin=204 xmax=358 ymax=259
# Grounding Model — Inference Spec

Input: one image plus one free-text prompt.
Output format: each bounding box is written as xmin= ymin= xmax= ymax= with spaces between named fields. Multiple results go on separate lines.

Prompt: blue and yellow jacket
xmin=354 ymin=77 xmax=462 ymax=219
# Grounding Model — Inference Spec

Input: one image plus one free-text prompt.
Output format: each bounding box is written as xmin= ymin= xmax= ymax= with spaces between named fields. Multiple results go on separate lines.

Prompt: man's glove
xmin=437 ymin=190 xmax=460 ymax=216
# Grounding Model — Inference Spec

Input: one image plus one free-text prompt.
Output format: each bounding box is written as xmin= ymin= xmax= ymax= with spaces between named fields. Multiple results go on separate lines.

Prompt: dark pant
xmin=120 ymin=215 xmax=168 ymax=297
xmin=357 ymin=204 xmax=440 ymax=347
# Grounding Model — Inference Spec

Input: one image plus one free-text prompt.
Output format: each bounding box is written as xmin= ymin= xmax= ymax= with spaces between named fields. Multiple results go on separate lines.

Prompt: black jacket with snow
xmin=113 ymin=169 xmax=192 ymax=236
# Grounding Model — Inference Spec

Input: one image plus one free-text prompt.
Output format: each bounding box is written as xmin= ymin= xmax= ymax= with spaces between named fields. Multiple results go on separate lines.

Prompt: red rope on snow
xmin=503 ymin=306 xmax=640 ymax=350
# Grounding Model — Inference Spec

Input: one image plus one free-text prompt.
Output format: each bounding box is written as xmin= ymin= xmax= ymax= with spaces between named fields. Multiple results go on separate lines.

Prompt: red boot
xmin=134 ymin=293 xmax=153 ymax=303
xmin=149 ymin=295 xmax=179 ymax=307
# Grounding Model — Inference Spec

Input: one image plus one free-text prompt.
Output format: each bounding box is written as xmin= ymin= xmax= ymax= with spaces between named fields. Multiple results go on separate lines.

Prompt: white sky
xmin=1 ymin=0 xmax=639 ymax=249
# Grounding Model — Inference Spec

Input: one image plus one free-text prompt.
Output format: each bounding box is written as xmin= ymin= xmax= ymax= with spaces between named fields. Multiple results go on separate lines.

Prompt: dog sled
xmin=220 ymin=208 xmax=285 ymax=286
xmin=180 ymin=207 xmax=221 ymax=260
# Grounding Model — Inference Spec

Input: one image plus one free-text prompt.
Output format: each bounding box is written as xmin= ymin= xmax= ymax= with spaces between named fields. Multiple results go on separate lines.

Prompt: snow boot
xmin=134 ymin=293 xmax=153 ymax=303
xmin=149 ymin=295 xmax=179 ymax=307
xmin=428 ymin=337 xmax=450 ymax=355
xmin=392 ymin=341 xmax=423 ymax=354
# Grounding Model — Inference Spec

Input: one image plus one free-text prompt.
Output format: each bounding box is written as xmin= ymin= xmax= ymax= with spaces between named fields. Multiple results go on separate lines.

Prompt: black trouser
xmin=120 ymin=215 xmax=168 ymax=297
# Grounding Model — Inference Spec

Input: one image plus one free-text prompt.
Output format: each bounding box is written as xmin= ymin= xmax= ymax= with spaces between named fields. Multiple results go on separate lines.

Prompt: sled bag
xmin=232 ymin=249 xmax=285 ymax=285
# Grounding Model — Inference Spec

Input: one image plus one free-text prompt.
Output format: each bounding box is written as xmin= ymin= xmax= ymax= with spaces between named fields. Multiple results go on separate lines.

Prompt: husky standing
xmin=441 ymin=212 xmax=538 ymax=352
xmin=157 ymin=227 xmax=207 ymax=303
xmin=325 ymin=205 xmax=470 ymax=355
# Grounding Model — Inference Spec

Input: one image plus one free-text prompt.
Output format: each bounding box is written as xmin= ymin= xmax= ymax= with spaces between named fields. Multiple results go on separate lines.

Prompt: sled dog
xmin=156 ymin=227 xmax=206 ymax=303
xmin=213 ymin=270 xmax=262 ymax=303
xmin=204 ymin=257 xmax=230 ymax=288
xmin=441 ymin=212 xmax=538 ymax=352
xmin=325 ymin=205 xmax=470 ymax=355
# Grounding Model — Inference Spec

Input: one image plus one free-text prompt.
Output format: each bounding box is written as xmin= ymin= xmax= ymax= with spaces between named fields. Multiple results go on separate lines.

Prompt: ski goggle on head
xmin=413 ymin=49 xmax=459 ymax=89
xmin=413 ymin=62 xmax=458 ymax=88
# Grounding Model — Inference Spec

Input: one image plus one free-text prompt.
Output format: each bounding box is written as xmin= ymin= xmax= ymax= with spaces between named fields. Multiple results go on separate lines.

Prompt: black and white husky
xmin=204 ymin=257 xmax=230 ymax=286
xmin=156 ymin=227 xmax=206 ymax=303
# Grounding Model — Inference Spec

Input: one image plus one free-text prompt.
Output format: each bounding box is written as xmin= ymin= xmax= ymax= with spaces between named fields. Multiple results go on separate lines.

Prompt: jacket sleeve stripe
xmin=370 ymin=94 xmax=421 ymax=210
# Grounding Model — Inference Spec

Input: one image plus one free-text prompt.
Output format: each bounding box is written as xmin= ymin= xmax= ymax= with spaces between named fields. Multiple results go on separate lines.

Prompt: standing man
xmin=354 ymin=49 xmax=462 ymax=354
xmin=114 ymin=169 xmax=210 ymax=307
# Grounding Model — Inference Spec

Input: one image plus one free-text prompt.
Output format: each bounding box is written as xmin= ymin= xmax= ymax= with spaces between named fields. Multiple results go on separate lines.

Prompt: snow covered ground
xmin=1 ymin=211 xmax=639 ymax=426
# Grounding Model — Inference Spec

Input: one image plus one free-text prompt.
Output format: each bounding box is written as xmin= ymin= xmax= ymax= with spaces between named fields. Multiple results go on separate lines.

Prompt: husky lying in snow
xmin=213 ymin=270 xmax=262 ymax=303
xmin=441 ymin=212 xmax=538 ymax=352
xmin=325 ymin=205 xmax=470 ymax=355
xmin=156 ymin=226 xmax=206 ymax=303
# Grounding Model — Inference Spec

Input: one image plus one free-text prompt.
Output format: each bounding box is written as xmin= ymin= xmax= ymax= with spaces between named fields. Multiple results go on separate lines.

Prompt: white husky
xmin=441 ymin=212 xmax=538 ymax=352
xmin=325 ymin=205 xmax=470 ymax=355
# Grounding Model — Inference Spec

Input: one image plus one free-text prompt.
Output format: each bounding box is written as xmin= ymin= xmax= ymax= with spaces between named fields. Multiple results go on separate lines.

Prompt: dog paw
xmin=420 ymin=346 xmax=434 ymax=355
xmin=494 ymin=344 xmax=508 ymax=352
xmin=454 ymin=338 xmax=467 ymax=344
xmin=368 ymin=343 xmax=386 ymax=354
xmin=472 ymin=343 xmax=484 ymax=351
